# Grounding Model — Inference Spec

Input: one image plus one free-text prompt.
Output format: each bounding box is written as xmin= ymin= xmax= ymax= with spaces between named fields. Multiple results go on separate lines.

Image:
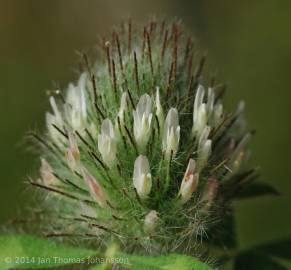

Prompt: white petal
xmin=206 ymin=87 xmax=215 ymax=115
xmin=185 ymin=158 xmax=196 ymax=176
xmin=193 ymin=103 xmax=207 ymax=137
xmin=197 ymin=139 xmax=212 ymax=172
xmin=178 ymin=159 xmax=198 ymax=204
xmin=163 ymin=108 xmax=180 ymax=158
xmin=212 ymin=103 xmax=223 ymax=126
xmin=101 ymin=118 xmax=115 ymax=138
xmin=133 ymin=155 xmax=150 ymax=178
xmin=193 ymin=85 xmax=205 ymax=123
xmin=166 ymin=108 xmax=179 ymax=128
xmin=199 ymin=125 xmax=211 ymax=146
xmin=118 ymin=92 xmax=128 ymax=125
xmin=155 ymin=87 xmax=162 ymax=113
xmin=78 ymin=73 xmax=88 ymax=119
xmin=98 ymin=119 xmax=116 ymax=168
xmin=133 ymin=94 xmax=153 ymax=151
xmin=133 ymin=155 xmax=152 ymax=198
xmin=49 ymin=96 xmax=62 ymax=124
xmin=136 ymin=94 xmax=152 ymax=119
xmin=155 ymin=87 xmax=164 ymax=130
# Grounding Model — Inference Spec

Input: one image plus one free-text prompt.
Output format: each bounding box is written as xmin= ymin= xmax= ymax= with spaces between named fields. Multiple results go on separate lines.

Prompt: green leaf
xmin=0 ymin=235 xmax=212 ymax=270
xmin=257 ymin=239 xmax=291 ymax=260
xmin=119 ymin=253 xmax=213 ymax=270
xmin=234 ymin=251 xmax=287 ymax=270
xmin=89 ymin=265 xmax=106 ymax=270
xmin=0 ymin=235 xmax=97 ymax=269
xmin=236 ymin=181 xmax=280 ymax=199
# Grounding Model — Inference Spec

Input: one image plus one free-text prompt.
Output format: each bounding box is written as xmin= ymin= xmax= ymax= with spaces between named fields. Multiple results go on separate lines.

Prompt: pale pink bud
xmin=178 ymin=159 xmax=199 ymax=204
xmin=40 ymin=158 xmax=56 ymax=186
xmin=202 ymin=178 xmax=219 ymax=211
xmin=82 ymin=167 xmax=107 ymax=207
xmin=65 ymin=132 xmax=81 ymax=172
xmin=98 ymin=118 xmax=117 ymax=168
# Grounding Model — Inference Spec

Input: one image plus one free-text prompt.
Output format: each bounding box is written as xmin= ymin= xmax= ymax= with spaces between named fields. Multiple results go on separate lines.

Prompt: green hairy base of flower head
xmin=29 ymin=19 xmax=252 ymax=257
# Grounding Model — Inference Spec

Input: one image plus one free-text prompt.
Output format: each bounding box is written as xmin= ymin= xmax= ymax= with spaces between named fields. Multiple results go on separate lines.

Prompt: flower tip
xmin=65 ymin=132 xmax=81 ymax=172
xmin=98 ymin=118 xmax=117 ymax=168
xmin=144 ymin=210 xmax=159 ymax=233
xmin=178 ymin=159 xmax=199 ymax=204
xmin=133 ymin=94 xmax=153 ymax=151
xmin=133 ymin=155 xmax=152 ymax=199
xmin=40 ymin=158 xmax=56 ymax=186
xmin=202 ymin=177 xmax=219 ymax=211
xmin=163 ymin=107 xmax=180 ymax=159
xmin=81 ymin=167 xmax=107 ymax=207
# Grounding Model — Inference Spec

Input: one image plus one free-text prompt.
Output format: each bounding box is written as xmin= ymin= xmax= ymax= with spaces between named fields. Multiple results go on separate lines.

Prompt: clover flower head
xmin=28 ymin=19 xmax=255 ymax=257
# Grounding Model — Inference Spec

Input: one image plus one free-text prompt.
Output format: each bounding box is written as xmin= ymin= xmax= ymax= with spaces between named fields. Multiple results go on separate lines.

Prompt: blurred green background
xmin=0 ymin=0 xmax=290 ymax=257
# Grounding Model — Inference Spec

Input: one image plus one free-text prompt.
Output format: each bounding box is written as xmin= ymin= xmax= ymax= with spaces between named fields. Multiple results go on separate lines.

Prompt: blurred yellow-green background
xmin=0 ymin=0 xmax=291 ymax=256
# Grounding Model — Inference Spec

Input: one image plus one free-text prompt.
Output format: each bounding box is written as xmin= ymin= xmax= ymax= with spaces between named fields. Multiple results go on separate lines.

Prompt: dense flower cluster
xmin=29 ymin=19 xmax=253 ymax=255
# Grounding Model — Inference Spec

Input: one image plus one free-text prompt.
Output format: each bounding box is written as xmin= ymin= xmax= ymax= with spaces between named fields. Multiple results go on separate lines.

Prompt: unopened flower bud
xmin=98 ymin=118 xmax=117 ymax=168
xmin=64 ymin=73 xmax=87 ymax=131
xmin=40 ymin=158 xmax=56 ymax=186
xmin=202 ymin=178 xmax=219 ymax=211
xmin=163 ymin=108 xmax=180 ymax=159
xmin=133 ymin=94 xmax=152 ymax=152
xmin=46 ymin=96 xmax=64 ymax=145
xmin=65 ymin=132 xmax=81 ymax=172
xmin=133 ymin=155 xmax=152 ymax=199
xmin=198 ymin=126 xmax=211 ymax=146
xmin=206 ymin=87 xmax=215 ymax=115
xmin=82 ymin=167 xmax=107 ymax=207
xmin=178 ymin=159 xmax=199 ymax=204
xmin=192 ymin=103 xmax=207 ymax=138
xmin=232 ymin=151 xmax=245 ymax=172
xmin=117 ymin=92 xmax=128 ymax=127
xmin=144 ymin=210 xmax=159 ymax=233
xmin=192 ymin=85 xmax=205 ymax=136
xmin=155 ymin=87 xmax=164 ymax=130
xmin=194 ymin=85 xmax=205 ymax=115
xmin=212 ymin=103 xmax=223 ymax=127
xmin=197 ymin=139 xmax=212 ymax=172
